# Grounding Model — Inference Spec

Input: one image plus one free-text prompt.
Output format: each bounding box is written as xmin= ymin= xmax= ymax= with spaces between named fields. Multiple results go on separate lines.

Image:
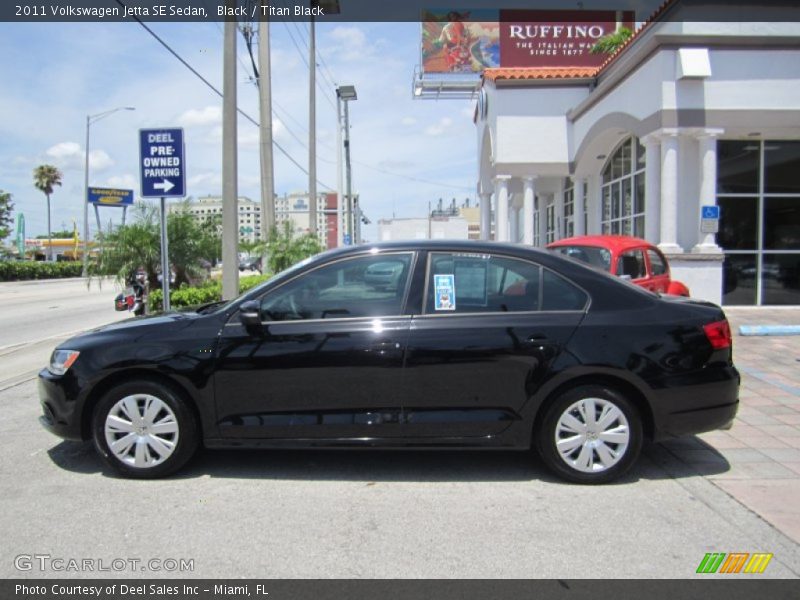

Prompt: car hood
xmin=58 ymin=311 xmax=200 ymax=349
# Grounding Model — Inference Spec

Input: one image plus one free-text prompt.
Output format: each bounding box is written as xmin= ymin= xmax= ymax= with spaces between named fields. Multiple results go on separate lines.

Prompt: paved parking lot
xmin=1 ymin=305 xmax=799 ymax=579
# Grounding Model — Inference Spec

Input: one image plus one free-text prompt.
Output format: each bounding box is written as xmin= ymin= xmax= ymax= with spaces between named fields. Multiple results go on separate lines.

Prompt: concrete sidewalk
xmin=665 ymin=308 xmax=800 ymax=545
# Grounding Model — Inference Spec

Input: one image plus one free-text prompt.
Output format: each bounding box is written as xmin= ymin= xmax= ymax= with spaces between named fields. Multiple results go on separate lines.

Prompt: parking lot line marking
xmin=740 ymin=367 xmax=800 ymax=398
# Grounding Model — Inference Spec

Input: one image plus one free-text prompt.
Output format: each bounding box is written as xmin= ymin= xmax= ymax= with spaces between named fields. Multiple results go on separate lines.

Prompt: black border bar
xmin=3 ymin=580 xmax=800 ymax=600
xmin=3 ymin=0 xmax=800 ymax=23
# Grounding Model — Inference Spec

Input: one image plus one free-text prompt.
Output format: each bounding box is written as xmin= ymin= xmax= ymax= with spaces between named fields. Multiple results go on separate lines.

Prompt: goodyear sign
xmin=88 ymin=187 xmax=134 ymax=207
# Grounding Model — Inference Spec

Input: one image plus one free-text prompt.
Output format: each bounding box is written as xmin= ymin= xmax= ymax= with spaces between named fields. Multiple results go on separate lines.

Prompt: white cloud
xmin=43 ymin=141 xmax=113 ymax=171
xmin=178 ymin=106 xmax=222 ymax=127
xmin=325 ymin=26 xmax=375 ymax=61
xmin=89 ymin=150 xmax=113 ymax=171
xmin=401 ymin=117 xmax=417 ymax=126
xmin=424 ymin=117 xmax=454 ymax=136
xmin=45 ymin=141 xmax=82 ymax=162
xmin=105 ymin=174 xmax=137 ymax=190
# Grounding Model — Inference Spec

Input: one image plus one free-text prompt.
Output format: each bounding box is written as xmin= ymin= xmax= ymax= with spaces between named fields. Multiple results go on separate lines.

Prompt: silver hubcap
xmin=554 ymin=397 xmax=630 ymax=473
xmin=104 ymin=394 xmax=179 ymax=469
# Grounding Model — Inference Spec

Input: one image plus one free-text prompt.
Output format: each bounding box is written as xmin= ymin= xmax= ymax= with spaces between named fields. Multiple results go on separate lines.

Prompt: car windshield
xmin=549 ymin=245 xmax=612 ymax=271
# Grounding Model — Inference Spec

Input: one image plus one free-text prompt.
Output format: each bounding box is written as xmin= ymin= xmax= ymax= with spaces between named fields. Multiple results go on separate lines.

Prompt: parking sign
xmin=139 ymin=128 xmax=185 ymax=198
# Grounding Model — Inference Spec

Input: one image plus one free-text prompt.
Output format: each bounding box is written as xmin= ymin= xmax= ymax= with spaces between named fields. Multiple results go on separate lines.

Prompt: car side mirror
xmin=239 ymin=300 xmax=264 ymax=335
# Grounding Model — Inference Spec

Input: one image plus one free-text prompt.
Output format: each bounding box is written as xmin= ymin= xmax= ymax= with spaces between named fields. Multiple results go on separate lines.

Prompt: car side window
xmin=259 ymin=253 xmax=412 ymax=321
xmin=541 ymin=270 xmax=589 ymax=311
xmin=426 ymin=252 xmax=542 ymax=313
xmin=617 ymin=250 xmax=647 ymax=280
xmin=647 ymin=249 xmax=667 ymax=276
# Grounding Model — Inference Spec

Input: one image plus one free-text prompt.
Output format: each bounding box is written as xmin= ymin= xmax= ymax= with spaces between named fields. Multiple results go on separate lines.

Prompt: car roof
xmin=546 ymin=235 xmax=654 ymax=253
xmin=319 ymin=239 xmax=555 ymax=259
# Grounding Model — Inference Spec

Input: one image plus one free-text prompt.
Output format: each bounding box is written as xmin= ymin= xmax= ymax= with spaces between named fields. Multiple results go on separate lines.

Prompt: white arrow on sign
xmin=153 ymin=179 xmax=175 ymax=193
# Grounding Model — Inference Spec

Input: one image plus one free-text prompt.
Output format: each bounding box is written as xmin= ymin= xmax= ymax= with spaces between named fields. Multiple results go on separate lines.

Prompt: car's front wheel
xmin=536 ymin=384 xmax=642 ymax=484
xmin=92 ymin=380 xmax=199 ymax=479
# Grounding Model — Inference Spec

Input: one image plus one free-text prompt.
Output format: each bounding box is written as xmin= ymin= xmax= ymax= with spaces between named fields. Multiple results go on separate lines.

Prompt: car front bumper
xmin=38 ymin=369 xmax=85 ymax=441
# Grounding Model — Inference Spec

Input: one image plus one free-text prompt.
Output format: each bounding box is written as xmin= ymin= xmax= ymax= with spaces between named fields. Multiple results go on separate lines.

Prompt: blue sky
xmin=0 ymin=21 xmax=477 ymax=242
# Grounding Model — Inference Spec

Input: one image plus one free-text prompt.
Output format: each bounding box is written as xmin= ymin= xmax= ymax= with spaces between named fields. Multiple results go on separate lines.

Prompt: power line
xmin=115 ymin=0 xmax=334 ymax=191
xmin=281 ymin=20 xmax=338 ymax=111
xmin=352 ymin=161 xmax=474 ymax=192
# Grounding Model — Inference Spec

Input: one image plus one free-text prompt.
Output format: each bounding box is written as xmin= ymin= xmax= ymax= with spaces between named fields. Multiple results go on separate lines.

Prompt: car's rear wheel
xmin=92 ymin=380 xmax=199 ymax=479
xmin=536 ymin=384 xmax=642 ymax=484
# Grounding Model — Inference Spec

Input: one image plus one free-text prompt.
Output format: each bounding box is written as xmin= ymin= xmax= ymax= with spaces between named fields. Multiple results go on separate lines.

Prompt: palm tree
xmin=590 ymin=26 xmax=633 ymax=55
xmin=33 ymin=164 xmax=63 ymax=261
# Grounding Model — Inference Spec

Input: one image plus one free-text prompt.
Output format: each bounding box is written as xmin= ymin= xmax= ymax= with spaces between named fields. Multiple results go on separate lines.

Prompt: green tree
xmin=36 ymin=229 xmax=74 ymax=239
xmin=590 ymin=26 xmax=633 ymax=55
xmin=93 ymin=201 xmax=222 ymax=288
xmin=261 ymin=221 xmax=324 ymax=273
xmin=93 ymin=202 xmax=160 ymax=286
xmin=0 ymin=190 xmax=13 ymax=241
xmin=238 ymin=239 xmax=260 ymax=257
xmin=33 ymin=164 xmax=63 ymax=261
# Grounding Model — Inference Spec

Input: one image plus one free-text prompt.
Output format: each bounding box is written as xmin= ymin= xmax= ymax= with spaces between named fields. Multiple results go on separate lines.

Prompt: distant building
xmin=378 ymin=198 xmax=480 ymax=241
xmin=171 ymin=192 xmax=340 ymax=248
xmin=169 ymin=195 xmax=262 ymax=244
xmin=275 ymin=192 xmax=337 ymax=247
xmin=378 ymin=216 xmax=469 ymax=241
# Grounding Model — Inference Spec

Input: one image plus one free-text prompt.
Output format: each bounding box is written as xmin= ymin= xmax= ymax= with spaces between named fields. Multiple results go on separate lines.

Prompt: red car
xmin=547 ymin=235 xmax=690 ymax=296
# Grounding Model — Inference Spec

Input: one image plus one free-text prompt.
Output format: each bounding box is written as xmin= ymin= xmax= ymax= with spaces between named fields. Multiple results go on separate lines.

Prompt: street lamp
xmin=82 ymin=106 xmax=135 ymax=277
xmin=336 ymin=85 xmax=357 ymax=244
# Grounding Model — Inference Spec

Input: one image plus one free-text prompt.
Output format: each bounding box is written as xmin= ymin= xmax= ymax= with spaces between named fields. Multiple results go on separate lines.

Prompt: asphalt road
xmin=0 ymin=278 xmax=129 ymax=389
xmin=1 ymin=279 xmax=798 ymax=579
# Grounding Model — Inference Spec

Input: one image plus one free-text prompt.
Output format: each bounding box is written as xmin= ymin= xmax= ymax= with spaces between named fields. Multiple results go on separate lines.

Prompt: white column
xmin=509 ymin=201 xmax=519 ymax=243
xmin=659 ymin=131 xmax=682 ymax=253
xmin=523 ymin=177 xmax=536 ymax=245
xmin=556 ymin=178 xmax=566 ymax=240
xmin=587 ymin=175 xmax=602 ymax=234
xmin=494 ymin=175 xmax=510 ymax=242
xmin=642 ymin=134 xmax=661 ymax=244
xmin=693 ymin=131 xmax=723 ymax=253
xmin=572 ymin=177 xmax=586 ymax=236
xmin=538 ymin=194 xmax=548 ymax=247
xmin=479 ymin=192 xmax=491 ymax=241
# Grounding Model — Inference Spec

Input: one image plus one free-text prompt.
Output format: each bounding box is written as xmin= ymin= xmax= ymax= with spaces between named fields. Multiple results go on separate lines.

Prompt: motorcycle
xmin=114 ymin=273 xmax=147 ymax=316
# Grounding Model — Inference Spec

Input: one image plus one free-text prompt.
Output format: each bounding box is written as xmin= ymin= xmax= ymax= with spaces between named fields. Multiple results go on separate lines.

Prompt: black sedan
xmin=38 ymin=241 xmax=739 ymax=483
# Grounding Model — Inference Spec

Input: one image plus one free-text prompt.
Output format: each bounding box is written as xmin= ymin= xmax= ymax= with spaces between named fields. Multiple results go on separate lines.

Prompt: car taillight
xmin=703 ymin=319 xmax=732 ymax=350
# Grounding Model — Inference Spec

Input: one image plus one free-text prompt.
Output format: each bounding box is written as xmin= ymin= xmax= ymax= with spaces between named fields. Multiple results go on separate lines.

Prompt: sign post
xmin=139 ymin=128 xmax=186 ymax=312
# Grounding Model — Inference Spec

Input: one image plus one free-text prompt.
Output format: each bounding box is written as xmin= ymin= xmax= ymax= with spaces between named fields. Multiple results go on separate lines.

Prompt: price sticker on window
xmin=434 ymin=274 xmax=456 ymax=311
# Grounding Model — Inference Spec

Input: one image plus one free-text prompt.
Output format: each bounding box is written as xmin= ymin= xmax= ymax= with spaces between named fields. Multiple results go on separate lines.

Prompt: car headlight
xmin=49 ymin=350 xmax=80 ymax=376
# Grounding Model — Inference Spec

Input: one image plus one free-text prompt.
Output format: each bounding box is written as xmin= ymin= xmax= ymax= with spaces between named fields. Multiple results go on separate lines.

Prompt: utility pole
xmin=335 ymin=93 xmax=344 ymax=247
xmin=222 ymin=9 xmax=239 ymax=300
xmin=308 ymin=12 xmax=317 ymax=238
xmin=343 ymin=98 xmax=353 ymax=244
xmin=257 ymin=4 xmax=275 ymax=244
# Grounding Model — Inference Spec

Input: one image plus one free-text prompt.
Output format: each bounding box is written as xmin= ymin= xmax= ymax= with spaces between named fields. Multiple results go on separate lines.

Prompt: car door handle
xmin=523 ymin=334 xmax=550 ymax=344
xmin=521 ymin=335 xmax=559 ymax=359
xmin=367 ymin=341 xmax=402 ymax=353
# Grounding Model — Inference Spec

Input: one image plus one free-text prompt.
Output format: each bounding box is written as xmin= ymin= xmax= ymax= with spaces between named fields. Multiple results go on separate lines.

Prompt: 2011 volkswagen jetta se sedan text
xmin=38 ymin=241 xmax=739 ymax=483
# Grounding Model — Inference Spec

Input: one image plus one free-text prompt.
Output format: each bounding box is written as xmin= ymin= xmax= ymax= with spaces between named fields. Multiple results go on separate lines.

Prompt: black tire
xmin=536 ymin=384 xmax=642 ymax=484
xmin=92 ymin=379 xmax=199 ymax=479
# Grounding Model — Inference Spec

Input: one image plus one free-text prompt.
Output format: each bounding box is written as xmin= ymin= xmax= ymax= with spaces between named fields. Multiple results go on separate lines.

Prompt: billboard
xmin=421 ymin=9 xmax=635 ymax=74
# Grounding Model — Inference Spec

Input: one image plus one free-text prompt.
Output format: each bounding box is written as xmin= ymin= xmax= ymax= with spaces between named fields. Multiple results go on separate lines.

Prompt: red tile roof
xmin=483 ymin=67 xmax=598 ymax=81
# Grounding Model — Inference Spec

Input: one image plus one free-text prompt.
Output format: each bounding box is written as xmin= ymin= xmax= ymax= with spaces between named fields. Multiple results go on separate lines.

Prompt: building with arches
xmin=475 ymin=2 xmax=800 ymax=305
